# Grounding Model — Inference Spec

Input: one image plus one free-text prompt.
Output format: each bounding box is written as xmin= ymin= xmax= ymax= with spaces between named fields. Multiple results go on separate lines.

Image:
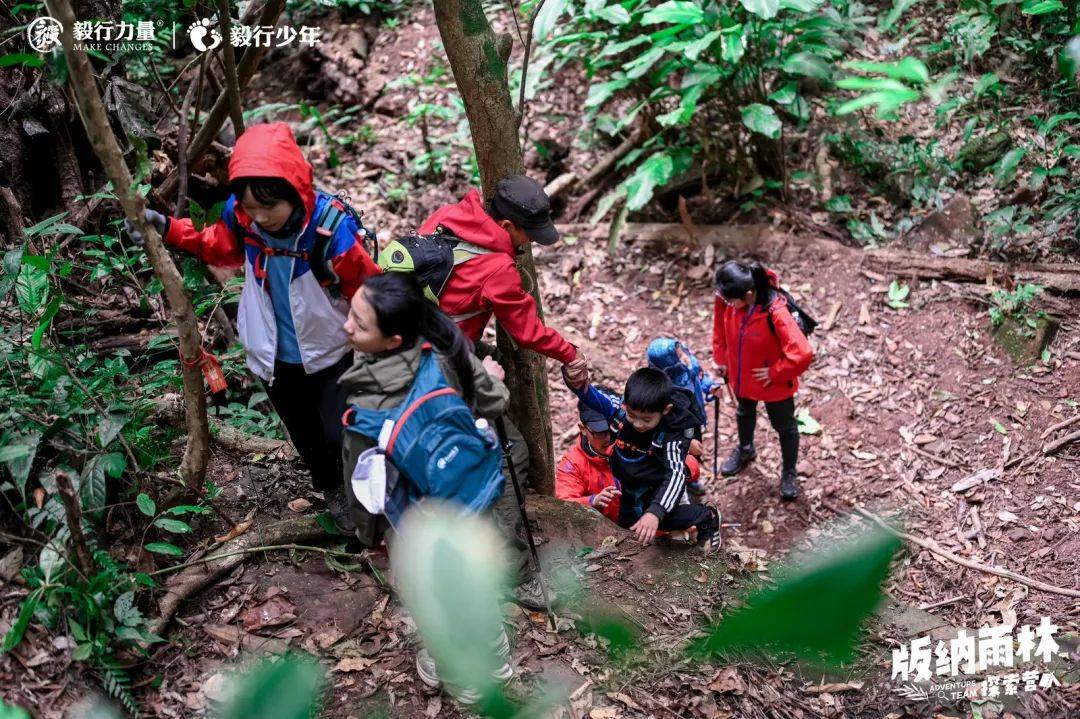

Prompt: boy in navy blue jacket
xmin=565 ymin=367 xmax=721 ymax=553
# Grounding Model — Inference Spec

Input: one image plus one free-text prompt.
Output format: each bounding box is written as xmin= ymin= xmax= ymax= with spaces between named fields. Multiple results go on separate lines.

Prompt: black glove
xmin=123 ymin=209 xmax=167 ymax=246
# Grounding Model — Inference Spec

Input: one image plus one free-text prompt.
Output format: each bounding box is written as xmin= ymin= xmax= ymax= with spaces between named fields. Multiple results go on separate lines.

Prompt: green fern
xmin=101 ymin=659 xmax=139 ymax=717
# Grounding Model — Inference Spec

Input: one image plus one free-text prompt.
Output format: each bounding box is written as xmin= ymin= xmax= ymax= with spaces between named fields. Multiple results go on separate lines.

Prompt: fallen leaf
xmin=589 ymin=709 xmax=618 ymax=719
xmin=241 ymin=594 xmax=297 ymax=631
xmin=287 ymin=498 xmax=311 ymax=513
xmin=914 ymin=434 xmax=938 ymax=445
xmin=215 ymin=518 xmax=254 ymax=544
xmin=313 ymin=627 xmax=345 ymax=649
xmin=950 ymin=467 xmax=1002 ymax=493
xmin=851 ymin=449 xmax=877 ymax=461
xmin=204 ymin=624 xmax=244 ymax=647
xmin=858 ymin=302 xmax=870 ymax=325
xmin=708 ymin=667 xmax=745 ymax=694
xmin=334 ymin=656 xmax=376 ymax=673
xmin=997 ymin=510 xmax=1019 ymax=523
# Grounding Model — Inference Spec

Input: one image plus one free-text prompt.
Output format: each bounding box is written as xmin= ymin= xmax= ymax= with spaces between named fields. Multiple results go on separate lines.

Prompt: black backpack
xmin=766 ymin=288 xmax=818 ymax=338
xmin=376 ymin=226 xmax=491 ymax=305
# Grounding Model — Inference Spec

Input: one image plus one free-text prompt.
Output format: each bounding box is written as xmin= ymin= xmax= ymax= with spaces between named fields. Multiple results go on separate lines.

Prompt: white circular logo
xmin=26 ymin=17 xmax=63 ymax=53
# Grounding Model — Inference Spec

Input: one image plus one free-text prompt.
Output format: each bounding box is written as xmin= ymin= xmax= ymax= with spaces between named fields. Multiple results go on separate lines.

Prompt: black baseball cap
xmin=578 ymin=398 xmax=611 ymax=433
xmin=492 ymin=175 xmax=559 ymax=246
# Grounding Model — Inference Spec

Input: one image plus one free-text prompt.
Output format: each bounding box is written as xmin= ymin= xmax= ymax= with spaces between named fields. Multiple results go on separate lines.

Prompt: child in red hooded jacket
xmin=711 ymin=261 xmax=813 ymax=500
xmin=123 ymin=123 xmax=380 ymax=528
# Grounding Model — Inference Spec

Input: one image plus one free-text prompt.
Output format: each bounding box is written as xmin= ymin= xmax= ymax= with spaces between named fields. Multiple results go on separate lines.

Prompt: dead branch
xmin=48 ymin=0 xmax=210 ymax=491
xmin=149 ymin=515 xmax=329 ymax=635
xmin=55 ymin=472 xmax=92 ymax=575
xmin=516 ymin=0 xmax=546 ymax=133
xmin=1041 ymin=413 xmax=1080 ymax=440
xmin=863 ymin=249 xmax=1080 ymax=295
xmin=215 ymin=0 xmax=247 ymax=137
xmin=0 ymin=186 xmax=27 ymax=249
xmin=1043 ymin=429 xmax=1080 ymax=456
xmin=545 ymin=125 xmax=649 ymax=202
xmin=157 ymin=0 xmax=286 ymax=201
xmin=851 ymin=506 xmax=1080 ymax=599
xmin=151 ymin=394 xmax=296 ymax=459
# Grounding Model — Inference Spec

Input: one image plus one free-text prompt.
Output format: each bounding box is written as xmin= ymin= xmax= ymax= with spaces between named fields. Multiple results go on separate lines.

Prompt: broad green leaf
xmin=740 ymin=0 xmax=780 ymax=19
xmin=0 ymin=54 xmax=43 ymax=69
xmin=689 ymin=527 xmax=901 ymax=666
xmin=136 ymin=493 xmax=156 ymax=517
xmin=624 ymin=46 xmax=666 ymax=79
xmin=780 ymin=0 xmax=823 ymax=11
xmin=145 ymin=542 xmax=184 ymax=556
xmin=622 ymin=152 xmax=676 ymax=211
xmin=589 ymin=189 xmax=626 ymax=225
xmin=835 ymin=77 xmax=913 ymax=92
xmin=1021 ymin=0 xmax=1064 ymax=15
xmin=533 ymin=0 xmax=570 ymax=41
xmin=0 ymin=433 xmax=40 ymax=497
xmin=879 ymin=0 xmax=920 ymax=33
xmin=845 ymin=57 xmax=929 ymax=84
xmin=721 ymin=24 xmax=746 ymax=64
xmin=1 ymin=593 xmax=39 ymax=653
xmin=592 ymin=4 xmax=630 ymax=24
xmin=741 ymin=103 xmax=782 ymax=139
xmin=216 ymin=656 xmax=325 ymax=719
xmin=600 ymin=36 xmax=650 ymax=57
xmin=15 ymin=262 xmax=48 ymax=316
xmin=97 ymin=414 xmax=127 ymax=448
xmin=993 ymin=147 xmax=1026 ymax=187
xmin=782 ymin=51 xmax=832 ymax=81
xmin=684 ymin=30 xmax=720 ymax=61
xmin=113 ymin=591 xmax=141 ymax=626
xmin=99 ymin=452 xmax=126 ymax=479
xmin=81 ymin=456 xmax=107 ymax=514
xmin=641 ymin=1 xmax=705 ymax=25
xmin=585 ymin=77 xmax=632 ymax=109
xmin=154 ymin=518 xmax=193 ymax=534
xmin=657 ymin=83 xmax=707 ymax=127
xmin=24 ymin=212 xmax=67 ymax=239
xmin=769 ymin=82 xmax=798 ymax=104
xmin=30 ymin=296 xmax=61 ymax=350
xmin=835 ymin=88 xmax=920 ymax=118
xmin=166 ymin=504 xmax=212 ymax=516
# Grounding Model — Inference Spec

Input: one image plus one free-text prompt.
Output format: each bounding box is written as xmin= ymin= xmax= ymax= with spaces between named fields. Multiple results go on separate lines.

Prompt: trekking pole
xmin=712 ymin=395 xmax=720 ymax=482
xmin=493 ymin=417 xmax=557 ymax=630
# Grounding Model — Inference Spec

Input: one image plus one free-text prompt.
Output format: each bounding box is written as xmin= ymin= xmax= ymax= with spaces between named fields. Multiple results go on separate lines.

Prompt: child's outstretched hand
xmin=592 ymin=486 xmax=620 ymax=510
xmin=630 ymin=512 xmax=659 ymax=545
xmin=123 ymin=209 xmax=166 ymax=246
xmin=752 ymin=366 xmax=772 ymax=387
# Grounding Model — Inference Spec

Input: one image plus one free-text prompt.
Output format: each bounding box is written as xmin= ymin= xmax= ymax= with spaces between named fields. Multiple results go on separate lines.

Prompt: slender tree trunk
xmin=433 ymin=0 xmax=555 ymax=493
xmin=46 ymin=0 xmax=210 ymax=491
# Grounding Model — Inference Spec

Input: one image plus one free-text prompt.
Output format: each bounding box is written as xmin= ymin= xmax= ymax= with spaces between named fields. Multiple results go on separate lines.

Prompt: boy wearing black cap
xmin=417 ymin=175 xmax=588 ymax=379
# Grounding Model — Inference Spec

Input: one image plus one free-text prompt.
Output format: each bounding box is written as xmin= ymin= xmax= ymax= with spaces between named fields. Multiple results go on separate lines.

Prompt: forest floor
xmin=3 ymin=3 xmax=1079 ymax=718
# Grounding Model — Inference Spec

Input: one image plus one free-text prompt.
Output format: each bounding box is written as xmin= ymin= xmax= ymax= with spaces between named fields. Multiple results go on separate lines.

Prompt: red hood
xmin=766 ymin=267 xmax=781 ymax=289
xmin=228 ymin=123 xmax=315 ymax=221
xmin=419 ymin=189 xmax=514 ymax=254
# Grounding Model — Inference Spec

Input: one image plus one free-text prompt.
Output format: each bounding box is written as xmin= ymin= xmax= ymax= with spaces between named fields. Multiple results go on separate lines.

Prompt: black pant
xmin=736 ymin=397 xmax=799 ymax=472
xmin=266 ymin=354 xmax=351 ymax=492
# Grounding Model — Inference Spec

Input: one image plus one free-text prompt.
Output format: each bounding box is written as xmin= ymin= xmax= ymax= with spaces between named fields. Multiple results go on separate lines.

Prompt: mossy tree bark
xmin=433 ymin=0 xmax=555 ymax=493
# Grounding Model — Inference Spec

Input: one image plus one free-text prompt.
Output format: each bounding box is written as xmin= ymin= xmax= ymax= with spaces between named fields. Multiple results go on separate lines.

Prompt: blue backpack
xmin=342 ymin=347 xmax=505 ymax=523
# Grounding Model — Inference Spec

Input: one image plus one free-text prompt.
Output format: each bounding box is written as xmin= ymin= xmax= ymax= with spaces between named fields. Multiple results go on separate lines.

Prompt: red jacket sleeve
xmin=712 ymin=296 xmax=727 ymax=367
xmin=767 ymin=305 xmax=814 ymax=384
xmin=482 ymin=260 xmax=577 ymax=364
xmin=163 ymin=216 xmax=244 ymax=268
xmin=331 ymin=241 xmax=381 ymax=300
xmin=555 ymin=454 xmax=595 ymax=507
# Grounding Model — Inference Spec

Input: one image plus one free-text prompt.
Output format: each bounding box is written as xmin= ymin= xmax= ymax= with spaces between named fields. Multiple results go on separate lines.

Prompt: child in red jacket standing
xmin=712 ymin=261 xmax=813 ymax=500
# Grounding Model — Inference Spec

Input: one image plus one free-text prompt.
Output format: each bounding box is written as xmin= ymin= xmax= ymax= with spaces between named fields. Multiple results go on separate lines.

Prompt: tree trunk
xmin=47 ymin=0 xmax=210 ymax=491
xmin=433 ymin=0 xmax=555 ymax=493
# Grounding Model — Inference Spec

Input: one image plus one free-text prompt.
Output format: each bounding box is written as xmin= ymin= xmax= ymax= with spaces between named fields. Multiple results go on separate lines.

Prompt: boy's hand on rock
xmin=592 ymin=486 xmax=620 ymax=510
xmin=688 ymin=439 xmax=703 ymax=458
xmin=630 ymin=512 xmax=659 ymax=545
xmin=752 ymin=366 xmax=772 ymax=387
xmin=123 ymin=209 xmax=166 ymax=246
xmin=482 ymin=355 xmax=505 ymax=381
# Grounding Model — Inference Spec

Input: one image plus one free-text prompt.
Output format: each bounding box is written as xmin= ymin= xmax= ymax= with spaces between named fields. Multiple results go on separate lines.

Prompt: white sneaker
xmin=415 ymin=630 xmax=513 ymax=704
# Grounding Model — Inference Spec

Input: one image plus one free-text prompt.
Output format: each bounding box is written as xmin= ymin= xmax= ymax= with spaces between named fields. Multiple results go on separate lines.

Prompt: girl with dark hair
xmin=339 ymin=271 xmax=544 ymax=702
xmin=712 ymin=260 xmax=813 ymax=500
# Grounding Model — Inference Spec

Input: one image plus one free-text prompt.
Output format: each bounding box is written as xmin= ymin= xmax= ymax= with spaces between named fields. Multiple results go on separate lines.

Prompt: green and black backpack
xmin=377 ymin=226 xmax=491 ymax=304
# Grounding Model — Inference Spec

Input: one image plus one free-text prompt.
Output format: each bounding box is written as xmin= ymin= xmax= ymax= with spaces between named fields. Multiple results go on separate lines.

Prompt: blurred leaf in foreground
xmin=689 ymin=525 xmax=900 ymax=667
xmin=213 ymin=654 xmax=324 ymax=719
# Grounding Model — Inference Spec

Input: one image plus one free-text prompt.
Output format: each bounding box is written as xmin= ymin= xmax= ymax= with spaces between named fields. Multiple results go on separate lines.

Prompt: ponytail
xmin=417 ymin=300 xmax=477 ymax=407
xmin=714 ymin=259 xmax=773 ymax=306
xmin=748 ymin=262 xmax=772 ymax=307
xmin=360 ymin=272 xmax=478 ymax=407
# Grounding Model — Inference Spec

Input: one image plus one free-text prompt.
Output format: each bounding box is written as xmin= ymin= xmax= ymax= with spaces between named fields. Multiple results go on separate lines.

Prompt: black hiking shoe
xmin=779 ymin=469 xmax=800 ymax=501
xmin=720 ymin=444 xmax=756 ymax=476
xmin=697 ymin=504 xmax=722 ymax=555
xmin=324 ymin=485 xmax=356 ymax=533
xmin=511 ymin=575 xmax=558 ymax=613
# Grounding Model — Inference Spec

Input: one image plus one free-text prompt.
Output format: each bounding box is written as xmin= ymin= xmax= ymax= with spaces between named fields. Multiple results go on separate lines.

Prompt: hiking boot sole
xmin=720 ymin=453 xmax=756 ymax=476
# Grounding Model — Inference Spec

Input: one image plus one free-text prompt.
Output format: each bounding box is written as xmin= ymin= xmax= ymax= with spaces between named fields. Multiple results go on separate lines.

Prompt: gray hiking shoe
xmin=415 ymin=631 xmax=513 ymax=704
xmin=512 ymin=575 xmax=557 ymax=613
xmin=324 ymin=485 xmax=356 ymax=533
